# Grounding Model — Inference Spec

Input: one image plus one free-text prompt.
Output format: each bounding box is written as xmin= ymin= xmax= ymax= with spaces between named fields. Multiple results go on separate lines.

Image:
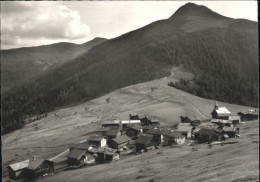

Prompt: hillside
xmin=1 ymin=37 xmax=107 ymax=93
xmin=1 ymin=3 xmax=258 ymax=134
xmin=2 ymin=75 xmax=259 ymax=181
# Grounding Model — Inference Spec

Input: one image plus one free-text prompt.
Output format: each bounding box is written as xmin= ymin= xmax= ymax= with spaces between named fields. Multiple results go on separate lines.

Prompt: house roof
xmin=177 ymin=123 xmax=192 ymax=127
xmin=142 ymin=125 xmax=156 ymax=130
xmin=67 ymin=149 xmax=86 ymax=160
xmin=128 ymin=125 xmax=143 ymax=131
xmin=199 ymin=122 xmax=218 ymax=129
xmin=27 ymin=159 xmax=45 ymax=170
xmin=106 ymin=129 xmax=121 ymax=137
xmin=102 ymin=120 xmax=120 ymax=125
xmin=162 ymin=130 xmax=182 ymax=138
xmin=176 ymin=125 xmax=193 ymax=132
xmin=68 ymin=143 xmax=79 ymax=149
xmin=211 ymin=119 xmax=233 ymax=124
xmin=96 ymin=147 xmax=117 ymax=155
xmin=223 ymin=126 xmax=237 ymax=132
xmin=88 ymin=135 xmax=104 ymax=142
xmin=228 ymin=116 xmax=241 ymax=120
xmin=94 ymin=128 xmax=110 ymax=132
xmin=146 ymin=129 xmax=163 ymax=135
xmin=8 ymin=160 xmax=30 ymax=171
xmin=212 ymin=107 xmax=231 ymax=116
xmin=150 ymin=120 xmax=159 ymax=123
xmin=135 ymin=134 xmax=153 ymax=145
xmin=76 ymin=142 xmax=90 ymax=150
xmin=197 ymin=128 xmax=217 ymax=135
xmin=121 ymin=120 xmax=141 ymax=124
xmin=112 ymin=135 xmax=131 ymax=144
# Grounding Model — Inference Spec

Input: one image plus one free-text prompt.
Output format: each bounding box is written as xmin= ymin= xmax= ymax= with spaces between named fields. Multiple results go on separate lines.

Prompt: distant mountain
xmin=2 ymin=3 xmax=258 ymax=134
xmin=1 ymin=37 xmax=107 ymax=93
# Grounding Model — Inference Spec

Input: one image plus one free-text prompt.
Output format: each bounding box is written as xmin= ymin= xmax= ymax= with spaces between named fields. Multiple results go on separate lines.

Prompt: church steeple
xmin=215 ymin=101 xmax=219 ymax=110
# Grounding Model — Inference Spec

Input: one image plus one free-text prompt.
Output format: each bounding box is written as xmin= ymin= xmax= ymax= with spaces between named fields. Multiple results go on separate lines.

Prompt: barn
xmin=102 ymin=120 xmax=121 ymax=129
xmin=95 ymin=147 xmax=120 ymax=164
xmin=7 ymin=159 xmax=29 ymax=180
xmin=146 ymin=129 xmax=163 ymax=144
xmin=106 ymin=128 xmax=122 ymax=139
xmin=180 ymin=115 xmax=201 ymax=126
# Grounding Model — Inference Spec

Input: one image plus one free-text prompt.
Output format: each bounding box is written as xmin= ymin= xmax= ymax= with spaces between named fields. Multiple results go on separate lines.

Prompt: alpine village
xmin=6 ymin=102 xmax=258 ymax=181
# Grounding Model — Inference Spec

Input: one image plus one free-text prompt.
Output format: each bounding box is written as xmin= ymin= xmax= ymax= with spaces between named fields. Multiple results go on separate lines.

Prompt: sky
xmin=1 ymin=1 xmax=258 ymax=49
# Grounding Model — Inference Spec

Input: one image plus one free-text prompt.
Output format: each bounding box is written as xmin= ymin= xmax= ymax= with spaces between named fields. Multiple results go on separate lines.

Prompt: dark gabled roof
xmin=128 ymin=125 xmax=143 ymax=131
xmin=67 ymin=149 xmax=86 ymax=160
xmin=146 ymin=129 xmax=163 ymax=135
xmin=88 ymin=135 xmax=104 ymax=142
xmin=27 ymin=159 xmax=45 ymax=170
xmin=76 ymin=142 xmax=90 ymax=150
xmin=135 ymin=134 xmax=153 ymax=145
xmin=68 ymin=143 xmax=79 ymax=149
xmin=106 ymin=129 xmax=121 ymax=137
xmin=197 ymin=128 xmax=221 ymax=136
xmin=94 ymin=128 xmax=110 ymax=132
xmin=142 ymin=125 xmax=156 ymax=130
xmin=162 ymin=130 xmax=182 ymax=138
xmin=112 ymin=135 xmax=131 ymax=144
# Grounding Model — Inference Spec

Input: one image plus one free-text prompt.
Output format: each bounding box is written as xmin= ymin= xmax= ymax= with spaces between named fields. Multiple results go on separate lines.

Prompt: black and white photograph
xmin=1 ymin=1 xmax=259 ymax=182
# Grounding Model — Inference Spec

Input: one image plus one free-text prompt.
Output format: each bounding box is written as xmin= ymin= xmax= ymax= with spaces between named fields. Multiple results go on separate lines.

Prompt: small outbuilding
xmin=110 ymin=135 xmax=131 ymax=149
xmin=222 ymin=126 xmax=239 ymax=138
xmin=7 ymin=160 xmax=29 ymax=180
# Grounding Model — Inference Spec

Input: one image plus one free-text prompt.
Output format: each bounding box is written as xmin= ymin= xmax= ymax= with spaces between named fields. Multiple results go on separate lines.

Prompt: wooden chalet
xmin=237 ymin=110 xmax=258 ymax=121
xmin=95 ymin=147 xmax=120 ymax=163
xmin=7 ymin=160 xmax=29 ymax=180
xmin=194 ymin=128 xmax=224 ymax=143
xmin=67 ymin=149 xmax=94 ymax=166
xmin=26 ymin=159 xmax=54 ymax=179
xmin=129 ymin=114 xmax=140 ymax=120
xmin=176 ymin=123 xmax=194 ymax=138
xmin=211 ymin=102 xmax=231 ymax=119
xmin=88 ymin=135 xmax=107 ymax=147
xmin=222 ymin=126 xmax=239 ymax=138
xmin=135 ymin=134 xmax=154 ymax=152
xmin=106 ymin=129 xmax=122 ymax=139
xmin=146 ymin=129 xmax=163 ymax=144
xmin=126 ymin=125 xmax=143 ymax=138
xmin=121 ymin=120 xmax=141 ymax=130
xmin=110 ymin=135 xmax=131 ymax=149
xmin=162 ymin=130 xmax=185 ymax=145
xmin=142 ymin=125 xmax=158 ymax=133
xmin=228 ymin=116 xmax=241 ymax=125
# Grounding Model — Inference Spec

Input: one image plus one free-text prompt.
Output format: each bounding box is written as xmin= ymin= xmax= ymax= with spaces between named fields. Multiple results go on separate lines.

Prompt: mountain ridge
xmin=1 ymin=3 xmax=258 ymax=134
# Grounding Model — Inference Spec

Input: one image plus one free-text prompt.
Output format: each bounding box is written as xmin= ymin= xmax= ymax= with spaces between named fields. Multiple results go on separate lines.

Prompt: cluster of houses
xmin=6 ymin=103 xmax=258 ymax=181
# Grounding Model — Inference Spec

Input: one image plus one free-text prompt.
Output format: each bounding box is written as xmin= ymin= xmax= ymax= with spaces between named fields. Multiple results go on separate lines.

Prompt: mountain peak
xmin=170 ymin=2 xmax=225 ymax=19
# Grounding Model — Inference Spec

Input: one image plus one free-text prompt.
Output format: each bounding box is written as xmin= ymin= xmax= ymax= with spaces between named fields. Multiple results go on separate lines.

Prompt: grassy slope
xmin=2 ymin=72 xmax=258 ymax=181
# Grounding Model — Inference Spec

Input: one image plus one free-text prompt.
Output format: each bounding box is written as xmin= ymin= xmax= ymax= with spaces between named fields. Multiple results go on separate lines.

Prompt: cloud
xmin=1 ymin=2 xmax=91 ymax=49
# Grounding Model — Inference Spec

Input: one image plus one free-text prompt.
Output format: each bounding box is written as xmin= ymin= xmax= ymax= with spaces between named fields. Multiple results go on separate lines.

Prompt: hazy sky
xmin=1 ymin=1 xmax=258 ymax=49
